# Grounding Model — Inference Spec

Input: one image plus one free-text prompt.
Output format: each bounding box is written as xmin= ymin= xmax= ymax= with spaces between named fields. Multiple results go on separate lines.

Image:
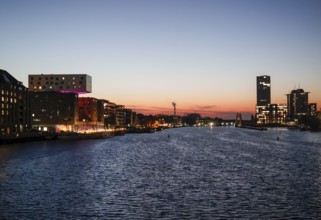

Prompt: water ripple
xmin=1 ymin=127 xmax=321 ymax=219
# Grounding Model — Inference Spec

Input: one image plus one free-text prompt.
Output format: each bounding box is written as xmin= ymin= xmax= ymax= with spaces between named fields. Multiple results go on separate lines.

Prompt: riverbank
xmin=0 ymin=128 xmax=159 ymax=145
xmin=0 ymin=132 xmax=50 ymax=145
xmin=0 ymin=131 xmax=116 ymax=145
xmin=237 ymin=126 xmax=268 ymax=131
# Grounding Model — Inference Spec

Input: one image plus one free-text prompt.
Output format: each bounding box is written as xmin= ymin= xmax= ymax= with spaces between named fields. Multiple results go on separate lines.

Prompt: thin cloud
xmin=193 ymin=105 xmax=217 ymax=109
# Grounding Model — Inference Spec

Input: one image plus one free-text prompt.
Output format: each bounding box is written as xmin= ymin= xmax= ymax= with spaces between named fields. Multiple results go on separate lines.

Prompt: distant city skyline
xmin=1 ymin=0 xmax=321 ymax=119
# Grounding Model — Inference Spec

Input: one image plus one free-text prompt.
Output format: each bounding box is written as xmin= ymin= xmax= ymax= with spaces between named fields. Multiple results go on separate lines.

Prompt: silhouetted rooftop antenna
xmin=172 ymin=102 xmax=176 ymax=116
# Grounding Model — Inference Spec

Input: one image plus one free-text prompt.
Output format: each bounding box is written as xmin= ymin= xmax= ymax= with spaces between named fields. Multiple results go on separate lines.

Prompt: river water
xmin=1 ymin=127 xmax=321 ymax=219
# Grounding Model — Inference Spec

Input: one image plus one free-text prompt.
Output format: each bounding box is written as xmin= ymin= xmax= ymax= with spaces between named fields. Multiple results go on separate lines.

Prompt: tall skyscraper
xmin=256 ymin=75 xmax=271 ymax=125
xmin=255 ymin=75 xmax=287 ymax=125
xmin=286 ymin=89 xmax=309 ymax=120
xmin=256 ymin=75 xmax=271 ymax=106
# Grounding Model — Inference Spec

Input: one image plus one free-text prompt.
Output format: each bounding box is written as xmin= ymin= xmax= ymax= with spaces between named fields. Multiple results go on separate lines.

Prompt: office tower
xmin=256 ymin=75 xmax=271 ymax=125
xmin=286 ymin=89 xmax=309 ymax=120
xmin=0 ymin=69 xmax=30 ymax=136
xmin=256 ymin=75 xmax=271 ymax=106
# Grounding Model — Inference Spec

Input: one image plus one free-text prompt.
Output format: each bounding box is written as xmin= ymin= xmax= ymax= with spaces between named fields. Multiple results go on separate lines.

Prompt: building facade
xmin=124 ymin=108 xmax=136 ymax=128
xmin=78 ymin=97 xmax=104 ymax=132
xmin=308 ymin=103 xmax=317 ymax=116
xmin=30 ymin=91 xmax=78 ymax=132
xmin=286 ymin=89 xmax=309 ymax=120
xmin=103 ymin=100 xmax=116 ymax=130
xmin=268 ymin=104 xmax=288 ymax=124
xmin=0 ymin=69 xmax=30 ymax=136
xmin=256 ymin=75 xmax=271 ymax=106
xmin=256 ymin=75 xmax=271 ymax=125
xmin=28 ymin=74 xmax=92 ymax=94
xmin=255 ymin=75 xmax=288 ymax=125
xmin=115 ymin=105 xmax=126 ymax=129
xmin=28 ymin=73 xmax=92 ymax=133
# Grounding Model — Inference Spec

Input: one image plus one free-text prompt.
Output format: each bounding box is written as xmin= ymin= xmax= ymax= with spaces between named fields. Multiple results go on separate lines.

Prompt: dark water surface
xmin=1 ymin=127 xmax=321 ymax=219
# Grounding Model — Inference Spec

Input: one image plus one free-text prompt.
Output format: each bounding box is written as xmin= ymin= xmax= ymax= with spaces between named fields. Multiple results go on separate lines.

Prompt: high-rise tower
xmin=286 ymin=88 xmax=309 ymax=120
xmin=256 ymin=75 xmax=271 ymax=106
xmin=256 ymin=75 xmax=272 ymax=125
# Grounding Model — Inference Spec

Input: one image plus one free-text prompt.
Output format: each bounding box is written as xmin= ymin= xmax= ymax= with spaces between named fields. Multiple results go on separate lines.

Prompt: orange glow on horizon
xmin=125 ymin=102 xmax=256 ymax=119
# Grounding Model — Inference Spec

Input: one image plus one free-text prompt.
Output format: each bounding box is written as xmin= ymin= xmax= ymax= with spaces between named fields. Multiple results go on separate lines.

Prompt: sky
xmin=1 ymin=0 xmax=321 ymax=119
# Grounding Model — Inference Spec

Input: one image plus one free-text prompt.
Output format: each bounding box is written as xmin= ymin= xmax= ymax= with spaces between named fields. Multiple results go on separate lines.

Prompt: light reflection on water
xmin=0 ymin=127 xmax=321 ymax=219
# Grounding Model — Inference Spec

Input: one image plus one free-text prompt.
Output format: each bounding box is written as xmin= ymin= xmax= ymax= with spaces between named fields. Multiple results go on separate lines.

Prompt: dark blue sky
xmin=1 ymin=0 xmax=321 ymax=117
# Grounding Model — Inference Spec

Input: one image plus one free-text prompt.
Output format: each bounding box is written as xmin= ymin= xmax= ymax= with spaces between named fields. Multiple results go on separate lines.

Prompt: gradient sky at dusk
xmin=1 ymin=0 xmax=321 ymax=119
